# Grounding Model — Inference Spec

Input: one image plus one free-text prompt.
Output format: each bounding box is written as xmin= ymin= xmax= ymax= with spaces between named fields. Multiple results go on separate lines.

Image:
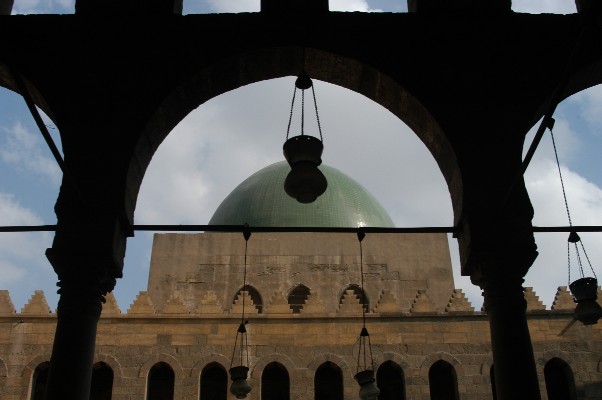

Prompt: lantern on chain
xmin=548 ymin=118 xmax=602 ymax=325
xmin=282 ymin=71 xmax=328 ymax=203
xmin=353 ymin=231 xmax=380 ymax=400
xmin=229 ymin=226 xmax=253 ymax=398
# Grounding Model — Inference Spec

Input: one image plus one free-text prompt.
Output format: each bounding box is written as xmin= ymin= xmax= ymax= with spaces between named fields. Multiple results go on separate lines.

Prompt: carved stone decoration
xmin=127 ymin=291 xmax=156 ymax=315
xmin=337 ymin=290 xmax=364 ymax=315
xmin=101 ymin=292 xmax=121 ymax=316
xmin=194 ymin=291 xmax=224 ymax=314
xmin=302 ymin=292 xmax=327 ymax=315
xmin=267 ymin=291 xmax=293 ymax=315
xmin=524 ymin=287 xmax=546 ymax=312
xmin=0 ymin=290 xmax=16 ymax=315
xmin=374 ymin=290 xmax=401 ymax=314
xmin=445 ymin=289 xmax=474 ymax=313
xmin=551 ymin=286 xmax=576 ymax=311
xmin=410 ymin=290 xmax=435 ymax=313
xmin=21 ymin=291 xmax=52 ymax=315
xmin=231 ymin=291 xmax=259 ymax=315
xmin=161 ymin=294 xmax=189 ymax=314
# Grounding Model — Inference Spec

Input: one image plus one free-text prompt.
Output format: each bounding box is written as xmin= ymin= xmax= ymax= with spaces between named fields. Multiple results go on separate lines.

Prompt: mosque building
xmin=0 ymin=161 xmax=601 ymax=400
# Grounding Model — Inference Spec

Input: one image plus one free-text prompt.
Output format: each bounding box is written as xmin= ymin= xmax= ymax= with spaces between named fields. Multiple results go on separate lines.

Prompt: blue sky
xmin=2 ymin=0 xmax=596 ymax=314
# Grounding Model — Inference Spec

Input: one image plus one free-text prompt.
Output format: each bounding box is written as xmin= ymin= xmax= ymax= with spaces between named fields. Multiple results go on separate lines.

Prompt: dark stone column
xmin=43 ymin=258 xmax=115 ymax=400
xmin=0 ymin=0 xmax=13 ymax=15
xmin=43 ymin=182 xmax=126 ymax=400
xmin=470 ymin=247 xmax=541 ymax=400
xmin=456 ymin=164 xmax=541 ymax=400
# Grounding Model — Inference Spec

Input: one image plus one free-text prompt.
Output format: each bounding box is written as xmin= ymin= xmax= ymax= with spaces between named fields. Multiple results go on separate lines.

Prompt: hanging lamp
xmin=549 ymin=119 xmax=602 ymax=325
xmin=283 ymin=70 xmax=327 ymax=203
xmin=229 ymin=226 xmax=252 ymax=398
xmin=353 ymin=231 xmax=380 ymax=400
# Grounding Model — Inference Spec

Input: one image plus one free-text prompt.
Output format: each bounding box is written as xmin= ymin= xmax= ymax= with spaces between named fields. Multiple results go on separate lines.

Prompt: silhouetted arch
xmin=234 ymin=285 xmax=263 ymax=313
xmin=91 ymin=362 xmax=113 ymax=400
xmin=428 ymin=360 xmax=459 ymax=400
xmin=200 ymin=362 xmax=227 ymax=400
xmin=314 ymin=361 xmax=343 ymax=400
xmin=377 ymin=360 xmax=406 ymax=400
xmin=126 ymin=47 xmax=462 ymax=237
xmin=544 ymin=358 xmax=576 ymax=400
xmin=490 ymin=365 xmax=497 ymax=400
xmin=340 ymin=284 xmax=369 ymax=312
xmin=262 ymin=362 xmax=290 ymax=400
xmin=288 ymin=284 xmax=311 ymax=313
xmin=147 ymin=362 xmax=175 ymax=400
xmin=30 ymin=361 xmax=50 ymax=400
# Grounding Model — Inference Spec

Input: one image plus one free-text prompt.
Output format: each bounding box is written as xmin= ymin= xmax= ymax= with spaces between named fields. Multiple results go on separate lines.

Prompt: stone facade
xmin=0 ymin=232 xmax=601 ymax=399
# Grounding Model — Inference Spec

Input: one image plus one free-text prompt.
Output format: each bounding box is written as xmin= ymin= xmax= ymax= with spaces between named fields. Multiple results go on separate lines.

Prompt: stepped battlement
xmin=0 ymin=286 xmax=592 ymax=317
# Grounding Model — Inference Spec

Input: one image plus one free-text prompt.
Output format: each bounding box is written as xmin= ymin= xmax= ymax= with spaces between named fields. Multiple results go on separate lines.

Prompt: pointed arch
xmin=146 ymin=362 xmax=175 ymax=400
xmin=91 ymin=362 xmax=114 ymax=400
xmin=29 ymin=361 xmax=50 ymax=400
xmin=200 ymin=362 xmax=227 ymax=400
xmin=340 ymin=284 xmax=369 ymax=312
xmin=377 ymin=360 xmax=406 ymax=400
xmin=233 ymin=284 xmax=263 ymax=313
xmin=262 ymin=362 xmax=290 ymax=400
xmin=251 ymin=353 xmax=297 ymax=380
xmin=126 ymin=47 xmax=460 ymax=243
xmin=428 ymin=360 xmax=459 ymax=400
xmin=288 ymin=284 xmax=311 ymax=313
xmin=138 ymin=354 xmax=183 ymax=379
xmin=314 ymin=361 xmax=343 ymax=400
xmin=544 ymin=358 xmax=577 ymax=400
xmin=94 ymin=354 xmax=123 ymax=379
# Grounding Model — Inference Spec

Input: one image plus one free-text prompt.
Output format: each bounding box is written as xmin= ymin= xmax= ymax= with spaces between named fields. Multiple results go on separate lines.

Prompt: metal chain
xmin=567 ymin=241 xmax=571 ymax=286
xmin=550 ymin=126 xmax=573 ymax=226
xmin=301 ymin=89 xmax=305 ymax=136
xmin=286 ymin=87 xmax=297 ymax=140
xmin=551 ymin=124 xmax=598 ymax=281
xmin=311 ymin=84 xmax=324 ymax=142
xmin=580 ymin=240 xmax=597 ymax=279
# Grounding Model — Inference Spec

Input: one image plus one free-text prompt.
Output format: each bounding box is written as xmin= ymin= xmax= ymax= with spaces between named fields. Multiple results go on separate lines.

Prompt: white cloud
xmin=330 ymin=0 xmax=382 ymax=12
xmin=12 ymin=0 xmax=74 ymax=14
xmin=0 ymin=260 xmax=27 ymax=287
xmin=523 ymin=158 xmax=602 ymax=307
xmin=570 ymin=84 xmax=602 ymax=127
xmin=205 ymin=0 xmax=259 ymax=13
xmin=512 ymin=0 xmax=576 ymax=14
xmin=0 ymin=194 xmax=55 ymax=309
xmin=0 ymin=121 xmax=61 ymax=185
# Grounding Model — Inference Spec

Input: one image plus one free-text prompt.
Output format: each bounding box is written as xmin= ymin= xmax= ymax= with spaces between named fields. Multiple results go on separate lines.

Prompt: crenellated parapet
xmin=0 ymin=286 xmax=596 ymax=317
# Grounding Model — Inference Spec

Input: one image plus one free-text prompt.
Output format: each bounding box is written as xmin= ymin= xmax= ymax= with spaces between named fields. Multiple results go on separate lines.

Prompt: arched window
xmin=288 ymin=284 xmax=311 ymax=313
xmin=262 ymin=362 xmax=290 ymax=400
xmin=314 ymin=362 xmax=343 ymax=400
xmin=200 ymin=362 xmax=227 ymax=400
xmin=340 ymin=284 xmax=369 ymax=313
xmin=490 ymin=365 xmax=497 ymax=400
xmin=428 ymin=360 xmax=459 ymax=400
xmin=234 ymin=285 xmax=263 ymax=313
xmin=544 ymin=358 xmax=576 ymax=400
xmin=147 ymin=362 xmax=175 ymax=400
xmin=30 ymin=362 xmax=50 ymax=400
xmin=377 ymin=361 xmax=405 ymax=400
xmin=91 ymin=362 xmax=114 ymax=400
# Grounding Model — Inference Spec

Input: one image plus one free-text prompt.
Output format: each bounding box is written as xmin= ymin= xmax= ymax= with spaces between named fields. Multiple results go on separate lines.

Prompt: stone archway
xmin=126 ymin=47 xmax=460 ymax=229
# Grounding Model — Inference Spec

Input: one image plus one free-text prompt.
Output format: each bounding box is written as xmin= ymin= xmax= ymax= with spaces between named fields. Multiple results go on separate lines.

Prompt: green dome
xmin=209 ymin=161 xmax=394 ymax=227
